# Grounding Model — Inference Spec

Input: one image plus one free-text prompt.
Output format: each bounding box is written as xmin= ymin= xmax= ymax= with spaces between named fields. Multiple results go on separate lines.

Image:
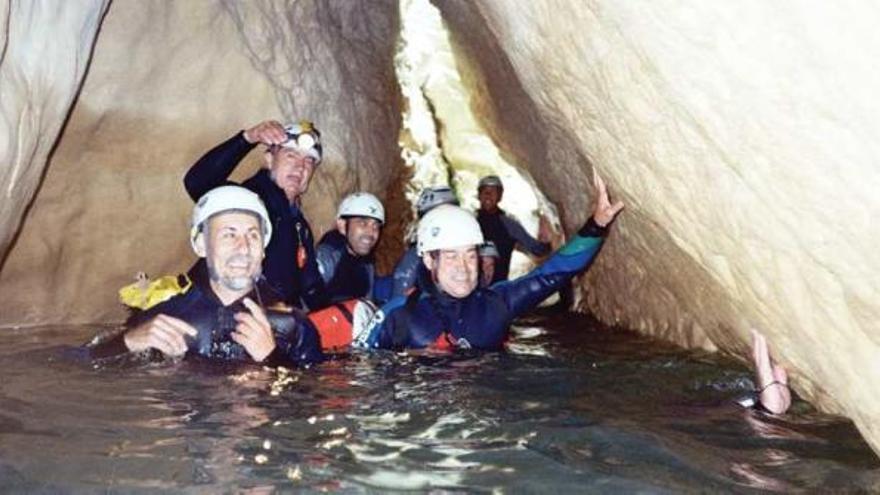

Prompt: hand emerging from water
xmin=124 ymin=314 xmax=197 ymax=357
xmin=752 ymin=329 xmax=791 ymax=415
xmin=591 ymin=169 xmax=625 ymax=227
xmin=232 ymin=298 xmax=276 ymax=363
xmin=537 ymin=214 xmax=553 ymax=244
xmin=243 ymin=120 xmax=289 ymax=147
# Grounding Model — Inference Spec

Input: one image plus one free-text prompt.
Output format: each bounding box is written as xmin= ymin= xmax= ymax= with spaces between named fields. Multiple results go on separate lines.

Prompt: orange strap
xmin=308 ymin=299 xmax=358 ymax=350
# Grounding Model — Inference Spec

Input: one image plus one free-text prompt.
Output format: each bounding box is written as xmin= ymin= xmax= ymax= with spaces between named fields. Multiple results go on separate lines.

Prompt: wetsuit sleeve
xmin=315 ymin=242 xmax=341 ymax=285
xmin=87 ymin=331 xmax=130 ymax=359
xmin=299 ymin=223 xmax=329 ymax=311
xmin=494 ymin=218 xmax=607 ymax=316
xmin=183 ymin=131 xmax=257 ymax=201
xmin=391 ymin=247 xmax=421 ymax=297
xmin=502 ymin=214 xmax=551 ymax=256
xmin=87 ymin=302 xmax=173 ymax=359
xmin=371 ymin=275 xmax=393 ymax=305
xmin=264 ymin=311 xmax=324 ymax=365
xmin=355 ymin=295 xmax=409 ymax=349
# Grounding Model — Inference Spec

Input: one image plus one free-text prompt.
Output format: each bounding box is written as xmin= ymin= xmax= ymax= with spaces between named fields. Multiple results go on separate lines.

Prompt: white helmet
xmin=478 ymin=175 xmax=503 ymax=190
xmin=416 ymin=186 xmax=458 ymax=217
xmin=281 ymin=120 xmax=322 ymax=164
xmin=479 ymin=241 xmax=500 ymax=258
xmin=417 ymin=205 xmax=484 ymax=255
xmin=190 ymin=185 xmax=272 ymax=253
xmin=337 ymin=192 xmax=385 ymax=224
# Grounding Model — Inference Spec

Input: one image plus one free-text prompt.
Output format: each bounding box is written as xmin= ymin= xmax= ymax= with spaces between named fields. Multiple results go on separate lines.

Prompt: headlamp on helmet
xmin=280 ymin=120 xmax=323 ymax=164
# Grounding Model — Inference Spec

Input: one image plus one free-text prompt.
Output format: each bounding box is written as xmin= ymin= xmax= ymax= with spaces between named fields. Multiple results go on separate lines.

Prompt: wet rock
xmin=0 ymin=0 xmax=402 ymax=323
xmin=433 ymin=0 xmax=880 ymax=454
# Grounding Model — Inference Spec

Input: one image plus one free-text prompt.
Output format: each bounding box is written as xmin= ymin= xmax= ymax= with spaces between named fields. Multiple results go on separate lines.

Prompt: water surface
xmin=0 ymin=312 xmax=877 ymax=493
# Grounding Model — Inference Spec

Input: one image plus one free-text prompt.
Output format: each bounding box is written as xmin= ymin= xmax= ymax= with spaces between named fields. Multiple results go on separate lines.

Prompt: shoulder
xmin=318 ymin=230 xmax=346 ymax=249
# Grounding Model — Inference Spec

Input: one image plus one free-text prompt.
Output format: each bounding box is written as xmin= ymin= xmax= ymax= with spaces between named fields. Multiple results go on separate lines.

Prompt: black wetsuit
xmin=184 ymin=131 xmax=326 ymax=310
xmin=315 ymin=230 xmax=379 ymax=304
xmin=477 ymin=208 xmax=551 ymax=283
xmin=90 ymin=275 xmax=323 ymax=366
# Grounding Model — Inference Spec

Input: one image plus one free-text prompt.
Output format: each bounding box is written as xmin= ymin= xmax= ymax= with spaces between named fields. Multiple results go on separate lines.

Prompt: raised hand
xmin=537 ymin=214 xmax=553 ymax=243
xmin=751 ymin=329 xmax=791 ymax=415
xmin=243 ymin=120 xmax=288 ymax=146
xmin=591 ymin=169 xmax=625 ymax=227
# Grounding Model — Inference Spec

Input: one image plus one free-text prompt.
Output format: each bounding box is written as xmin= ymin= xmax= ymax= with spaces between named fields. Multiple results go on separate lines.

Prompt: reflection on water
xmin=0 ymin=313 xmax=878 ymax=492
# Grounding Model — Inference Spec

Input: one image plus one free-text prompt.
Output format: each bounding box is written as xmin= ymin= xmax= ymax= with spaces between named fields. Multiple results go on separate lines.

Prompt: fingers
xmin=124 ymin=314 xmax=196 ymax=356
xmin=244 ymin=120 xmax=287 ymax=145
xmin=242 ymin=297 xmax=270 ymax=328
xmin=160 ymin=315 xmax=198 ymax=338
xmin=593 ymin=169 xmax=604 ymax=193
xmin=233 ymin=304 xmax=275 ymax=362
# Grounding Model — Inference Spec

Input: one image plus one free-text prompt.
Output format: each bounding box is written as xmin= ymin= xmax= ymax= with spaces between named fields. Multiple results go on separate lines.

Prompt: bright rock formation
xmin=0 ymin=0 xmax=109 ymax=267
xmin=433 ymin=0 xmax=880 ymax=454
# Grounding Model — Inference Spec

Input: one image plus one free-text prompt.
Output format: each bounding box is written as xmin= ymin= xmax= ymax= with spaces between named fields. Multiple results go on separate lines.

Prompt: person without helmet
xmin=183 ymin=120 xmax=327 ymax=310
xmin=391 ymin=185 xmax=459 ymax=297
xmin=358 ymin=171 xmax=624 ymax=351
xmin=316 ymin=192 xmax=388 ymax=304
xmin=90 ymin=186 xmax=322 ymax=365
xmin=478 ymin=241 xmax=500 ymax=288
xmin=476 ymin=175 xmax=553 ymax=284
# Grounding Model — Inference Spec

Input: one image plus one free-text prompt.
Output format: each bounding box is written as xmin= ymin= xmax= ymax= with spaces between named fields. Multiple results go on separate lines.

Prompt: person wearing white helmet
xmin=357 ymin=171 xmax=624 ymax=351
xmin=478 ymin=241 xmax=500 ymax=288
xmin=183 ymin=119 xmax=327 ymax=310
xmin=476 ymin=175 xmax=553 ymax=284
xmin=390 ymin=185 xmax=460 ymax=297
xmin=90 ymin=186 xmax=322 ymax=365
xmin=315 ymin=192 xmax=387 ymax=303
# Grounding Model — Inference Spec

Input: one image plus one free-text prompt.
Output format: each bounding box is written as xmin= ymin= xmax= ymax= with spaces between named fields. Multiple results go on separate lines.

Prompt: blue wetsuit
xmin=359 ymin=219 xmax=607 ymax=351
xmin=89 ymin=274 xmax=323 ymax=365
xmin=184 ymin=132 xmax=327 ymax=310
xmin=477 ymin=208 xmax=551 ymax=284
xmin=390 ymin=243 xmax=420 ymax=297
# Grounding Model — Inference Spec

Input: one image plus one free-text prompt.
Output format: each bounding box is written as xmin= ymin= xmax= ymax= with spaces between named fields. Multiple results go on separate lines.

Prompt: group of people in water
xmin=90 ymin=119 xmax=790 ymax=414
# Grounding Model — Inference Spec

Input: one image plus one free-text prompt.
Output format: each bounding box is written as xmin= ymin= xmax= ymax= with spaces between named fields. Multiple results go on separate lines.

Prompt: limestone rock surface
xmin=433 ymin=0 xmax=880 ymax=454
xmin=0 ymin=0 xmax=109 ymax=268
xmin=0 ymin=0 xmax=401 ymax=324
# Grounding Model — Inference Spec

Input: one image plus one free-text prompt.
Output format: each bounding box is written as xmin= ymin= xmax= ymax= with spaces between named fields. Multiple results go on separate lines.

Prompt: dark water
xmin=0 ymin=312 xmax=878 ymax=493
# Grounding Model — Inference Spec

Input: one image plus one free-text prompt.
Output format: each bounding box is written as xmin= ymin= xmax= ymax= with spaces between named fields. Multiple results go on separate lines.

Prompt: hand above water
xmin=124 ymin=314 xmax=197 ymax=357
xmin=591 ymin=169 xmax=625 ymax=228
xmin=232 ymin=298 xmax=276 ymax=363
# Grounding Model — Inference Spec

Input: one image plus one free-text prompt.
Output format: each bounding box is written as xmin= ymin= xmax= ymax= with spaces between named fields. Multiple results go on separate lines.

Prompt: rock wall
xmin=0 ymin=0 xmax=402 ymax=324
xmin=433 ymin=1 xmax=880 ymax=454
xmin=0 ymin=0 xmax=109 ymax=268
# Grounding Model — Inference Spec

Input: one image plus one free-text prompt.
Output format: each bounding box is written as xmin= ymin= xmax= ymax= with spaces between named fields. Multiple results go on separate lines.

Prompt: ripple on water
xmin=0 ymin=315 xmax=878 ymax=492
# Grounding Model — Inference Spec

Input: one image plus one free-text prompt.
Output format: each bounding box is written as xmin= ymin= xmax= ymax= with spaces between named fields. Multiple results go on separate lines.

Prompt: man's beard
xmin=208 ymin=254 xmax=259 ymax=292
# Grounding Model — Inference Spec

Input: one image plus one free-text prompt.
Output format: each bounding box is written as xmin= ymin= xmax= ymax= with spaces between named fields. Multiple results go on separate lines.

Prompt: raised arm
xmin=183 ymin=120 xmax=289 ymax=200
xmin=497 ymin=170 xmax=624 ymax=315
xmin=501 ymin=214 xmax=551 ymax=257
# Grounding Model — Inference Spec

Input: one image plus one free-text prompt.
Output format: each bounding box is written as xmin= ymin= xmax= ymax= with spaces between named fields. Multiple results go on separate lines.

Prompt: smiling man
xmin=184 ymin=120 xmax=327 ymax=310
xmin=315 ymin=192 xmax=387 ymax=304
xmin=359 ymin=172 xmax=624 ymax=351
xmin=91 ymin=186 xmax=322 ymax=365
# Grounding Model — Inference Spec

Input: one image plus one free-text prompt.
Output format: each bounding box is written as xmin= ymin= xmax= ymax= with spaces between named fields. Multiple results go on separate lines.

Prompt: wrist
xmin=578 ymin=217 xmax=608 ymax=238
